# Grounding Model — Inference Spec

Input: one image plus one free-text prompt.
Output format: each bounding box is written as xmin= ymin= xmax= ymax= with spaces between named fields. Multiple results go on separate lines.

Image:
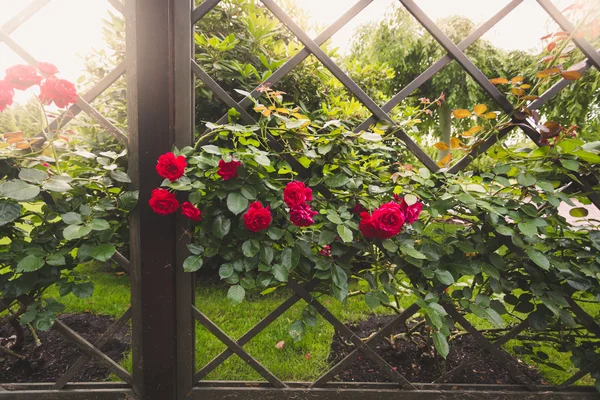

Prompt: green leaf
xmin=337 ymin=225 xmax=353 ymax=243
xmin=0 ymin=200 xmax=21 ymax=226
xmin=517 ymin=173 xmax=536 ymax=187
xmin=18 ymin=168 xmax=47 ymax=184
xmin=433 ymin=331 xmax=449 ymax=359
xmin=560 ymin=159 xmax=579 ymax=172
xmin=318 ymin=230 xmax=336 ymax=245
xmin=495 ymin=225 xmax=513 ymax=236
xmin=400 ymin=244 xmax=427 ymax=259
xmin=227 ymin=192 xmax=249 ymax=215
xmin=569 ymin=207 xmax=589 ymax=217
xmin=201 ymin=145 xmax=222 ymax=154
xmin=219 ymin=263 xmax=234 ymax=279
xmin=17 ymin=255 xmax=45 ymax=272
xmin=241 ymin=185 xmax=257 ymax=200
xmin=483 ymin=307 xmax=505 ymax=328
xmin=518 ymin=221 xmax=537 ymax=238
xmin=212 ymin=215 xmax=230 ymax=239
xmin=0 ymin=180 xmax=40 ymax=200
xmin=365 ymin=292 xmax=381 ymax=310
xmin=254 ymin=154 xmax=271 ymax=166
xmin=43 ymin=176 xmax=72 ymax=192
xmin=109 ymin=170 xmax=132 ymax=183
xmin=91 ymin=244 xmax=116 ymax=262
xmin=228 ymin=285 xmax=245 ymax=304
xmin=63 ymin=225 xmax=92 ymax=240
xmin=89 ymin=219 xmax=110 ymax=231
xmin=46 ymin=254 xmax=66 ymax=266
xmin=260 ymin=246 xmax=273 ymax=264
xmin=332 ymin=264 xmax=347 ymax=288
xmin=273 ymin=264 xmax=289 ymax=282
xmin=119 ymin=190 xmax=139 ymax=210
xmin=324 ymin=173 xmax=349 ymax=188
xmin=434 ymin=269 xmax=454 ymax=285
xmin=72 ymin=282 xmax=94 ymax=298
xmin=527 ymin=249 xmax=550 ymax=270
xmin=242 ymin=239 xmax=260 ymax=257
xmin=267 ymin=227 xmax=285 ymax=240
xmin=183 ymin=255 xmax=203 ymax=272
xmin=289 ymin=320 xmax=305 ymax=342
xmin=382 ymin=239 xmax=398 ymax=252
xmin=61 ymin=212 xmax=82 ymax=225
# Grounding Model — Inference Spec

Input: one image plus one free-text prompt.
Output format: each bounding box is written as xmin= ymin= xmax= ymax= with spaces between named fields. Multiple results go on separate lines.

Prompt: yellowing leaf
xmin=268 ymin=105 xmax=276 ymax=110
xmin=561 ymin=70 xmax=583 ymax=80
xmin=473 ymin=104 xmax=487 ymax=115
xmin=511 ymin=88 xmax=526 ymax=96
xmin=490 ymin=77 xmax=508 ymax=84
xmin=523 ymin=95 xmax=540 ymax=100
xmin=291 ymin=113 xmax=308 ymax=119
xmin=433 ymin=142 xmax=450 ymax=151
xmin=511 ymin=76 xmax=524 ymax=83
xmin=520 ymin=84 xmax=531 ymax=89
xmin=261 ymin=109 xmax=272 ymax=117
xmin=253 ymin=105 xmax=266 ymax=111
xmin=485 ymin=112 xmax=498 ymax=120
xmin=450 ymin=137 xmax=462 ymax=149
xmin=3 ymin=132 xmax=24 ymax=139
xmin=463 ymin=125 xmax=483 ymax=136
xmin=452 ymin=109 xmax=471 ymax=119
xmin=14 ymin=142 xmax=31 ymax=150
xmin=275 ymin=108 xmax=289 ymax=114
xmin=436 ymin=153 xmax=452 ymax=168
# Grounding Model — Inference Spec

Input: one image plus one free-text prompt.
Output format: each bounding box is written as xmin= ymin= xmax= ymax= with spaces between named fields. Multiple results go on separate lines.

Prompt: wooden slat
xmin=52 ymin=320 xmax=132 ymax=385
xmin=192 ymin=307 xmax=287 ymax=388
xmin=53 ymin=309 xmax=132 ymax=390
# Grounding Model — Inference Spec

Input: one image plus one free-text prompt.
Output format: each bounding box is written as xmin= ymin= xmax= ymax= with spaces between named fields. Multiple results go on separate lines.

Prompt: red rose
xmin=37 ymin=62 xmax=59 ymax=76
xmin=0 ymin=80 xmax=14 ymax=112
xmin=359 ymin=212 xmax=380 ymax=239
xmin=398 ymin=198 xmax=423 ymax=224
xmin=283 ymin=181 xmax=313 ymax=208
xmin=289 ymin=203 xmax=318 ymax=227
xmin=39 ymin=75 xmax=78 ymax=108
xmin=360 ymin=202 xmax=405 ymax=239
xmin=156 ymin=152 xmax=187 ymax=182
xmin=243 ymin=202 xmax=272 ymax=232
xmin=351 ymin=203 xmax=367 ymax=214
xmin=5 ymin=65 xmax=41 ymax=90
xmin=217 ymin=159 xmax=241 ymax=180
xmin=149 ymin=188 xmax=179 ymax=215
xmin=181 ymin=202 xmax=201 ymax=221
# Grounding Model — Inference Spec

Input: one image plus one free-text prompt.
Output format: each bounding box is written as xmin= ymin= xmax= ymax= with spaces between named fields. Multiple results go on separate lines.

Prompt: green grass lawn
xmin=44 ymin=263 xmax=599 ymax=385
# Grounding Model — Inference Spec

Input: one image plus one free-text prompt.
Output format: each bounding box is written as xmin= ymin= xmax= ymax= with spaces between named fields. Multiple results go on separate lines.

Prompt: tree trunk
xmin=437 ymin=103 xmax=451 ymax=162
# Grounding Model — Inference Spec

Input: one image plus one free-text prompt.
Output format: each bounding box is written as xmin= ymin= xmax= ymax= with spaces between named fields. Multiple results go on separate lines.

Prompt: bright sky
xmin=0 ymin=0 xmax=581 ymax=86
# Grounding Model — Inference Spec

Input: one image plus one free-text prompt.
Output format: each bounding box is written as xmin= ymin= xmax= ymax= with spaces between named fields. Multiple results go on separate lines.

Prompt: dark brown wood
xmin=187 ymin=387 xmax=600 ymax=400
xmin=52 ymin=320 xmax=132 ymax=385
xmin=0 ymin=390 xmax=132 ymax=400
xmin=126 ymin=0 xmax=178 ymax=398
xmin=53 ymin=309 xmax=132 ymax=389
xmin=288 ymin=281 xmax=416 ymax=390
xmin=443 ymin=305 xmax=538 ymax=391
xmin=174 ymin=0 xmax=195 ymax=398
xmin=192 ymin=307 xmax=287 ymax=388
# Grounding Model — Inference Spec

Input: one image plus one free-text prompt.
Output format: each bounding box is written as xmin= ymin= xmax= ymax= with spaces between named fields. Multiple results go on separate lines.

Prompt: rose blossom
xmin=5 ymin=65 xmax=41 ymax=90
xmin=351 ymin=203 xmax=367 ymax=214
xmin=397 ymin=198 xmax=423 ymax=224
xmin=359 ymin=202 xmax=405 ymax=239
xmin=217 ymin=159 xmax=241 ymax=180
xmin=181 ymin=202 xmax=202 ymax=221
xmin=283 ymin=181 xmax=312 ymax=208
xmin=156 ymin=152 xmax=187 ymax=182
xmin=37 ymin=62 xmax=59 ymax=76
xmin=289 ymin=203 xmax=318 ymax=227
xmin=149 ymin=188 xmax=179 ymax=215
xmin=39 ymin=76 xmax=79 ymax=108
xmin=243 ymin=202 xmax=272 ymax=232
xmin=0 ymin=80 xmax=14 ymax=112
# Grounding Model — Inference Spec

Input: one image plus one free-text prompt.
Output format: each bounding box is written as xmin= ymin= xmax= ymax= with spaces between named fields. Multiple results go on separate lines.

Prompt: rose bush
xmin=147 ymin=86 xmax=600 ymax=379
xmin=0 ymin=63 xmax=135 ymax=334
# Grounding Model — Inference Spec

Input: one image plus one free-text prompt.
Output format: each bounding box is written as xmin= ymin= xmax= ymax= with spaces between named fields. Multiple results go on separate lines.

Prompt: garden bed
xmin=328 ymin=315 xmax=545 ymax=384
xmin=0 ymin=313 xmax=130 ymax=383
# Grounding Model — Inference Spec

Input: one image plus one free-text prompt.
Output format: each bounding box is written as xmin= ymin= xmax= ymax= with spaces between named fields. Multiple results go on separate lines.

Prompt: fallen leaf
xmin=276 ymin=340 xmax=285 ymax=350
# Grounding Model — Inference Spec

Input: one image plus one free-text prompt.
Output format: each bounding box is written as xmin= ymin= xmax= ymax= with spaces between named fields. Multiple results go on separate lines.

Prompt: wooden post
xmin=126 ymin=0 xmax=178 ymax=399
